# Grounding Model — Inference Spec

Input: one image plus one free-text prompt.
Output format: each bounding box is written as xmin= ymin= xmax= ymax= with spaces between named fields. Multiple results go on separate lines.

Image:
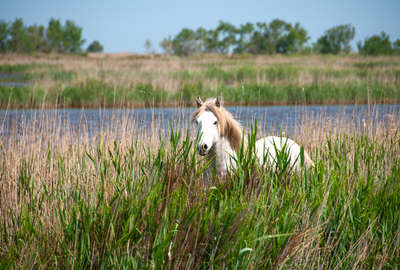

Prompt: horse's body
xmin=192 ymin=97 xmax=314 ymax=175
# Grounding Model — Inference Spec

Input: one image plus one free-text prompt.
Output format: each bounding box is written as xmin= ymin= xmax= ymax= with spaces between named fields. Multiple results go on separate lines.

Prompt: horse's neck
xmin=208 ymin=137 xmax=237 ymax=174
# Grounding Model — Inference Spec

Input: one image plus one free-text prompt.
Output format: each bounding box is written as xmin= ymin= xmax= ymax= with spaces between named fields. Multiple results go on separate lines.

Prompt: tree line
xmin=0 ymin=18 xmax=103 ymax=54
xmin=0 ymin=17 xmax=398 ymax=56
xmin=160 ymin=19 xmax=400 ymax=56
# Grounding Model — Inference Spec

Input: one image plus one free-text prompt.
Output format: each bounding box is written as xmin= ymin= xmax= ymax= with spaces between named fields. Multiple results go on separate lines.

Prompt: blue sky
xmin=1 ymin=0 xmax=399 ymax=53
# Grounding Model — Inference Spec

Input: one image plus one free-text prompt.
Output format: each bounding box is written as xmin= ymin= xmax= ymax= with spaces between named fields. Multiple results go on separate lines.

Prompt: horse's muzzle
xmin=197 ymin=143 xmax=210 ymax=156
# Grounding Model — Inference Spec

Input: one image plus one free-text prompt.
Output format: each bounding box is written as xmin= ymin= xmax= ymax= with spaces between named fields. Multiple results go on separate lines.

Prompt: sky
xmin=1 ymin=0 xmax=399 ymax=53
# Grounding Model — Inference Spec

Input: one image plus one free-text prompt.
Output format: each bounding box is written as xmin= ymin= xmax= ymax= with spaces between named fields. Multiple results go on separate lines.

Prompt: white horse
xmin=192 ymin=97 xmax=314 ymax=175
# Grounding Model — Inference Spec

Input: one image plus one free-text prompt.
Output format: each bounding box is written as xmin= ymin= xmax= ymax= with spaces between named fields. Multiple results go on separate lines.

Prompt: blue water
xmin=0 ymin=81 xmax=28 ymax=87
xmin=0 ymin=73 xmax=29 ymax=87
xmin=0 ymin=104 xmax=399 ymax=139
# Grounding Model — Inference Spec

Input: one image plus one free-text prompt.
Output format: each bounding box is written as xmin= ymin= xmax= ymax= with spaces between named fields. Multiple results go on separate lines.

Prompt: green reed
xmin=1 ymin=123 xmax=399 ymax=269
xmin=1 ymin=55 xmax=400 ymax=108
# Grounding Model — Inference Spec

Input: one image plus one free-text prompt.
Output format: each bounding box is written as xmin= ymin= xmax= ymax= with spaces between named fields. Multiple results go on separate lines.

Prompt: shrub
xmin=86 ymin=40 xmax=104 ymax=53
xmin=358 ymin=32 xmax=393 ymax=55
xmin=314 ymin=24 xmax=355 ymax=54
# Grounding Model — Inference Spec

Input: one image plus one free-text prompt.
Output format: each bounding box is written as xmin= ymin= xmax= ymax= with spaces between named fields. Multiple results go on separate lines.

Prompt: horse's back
xmin=255 ymin=136 xmax=313 ymax=169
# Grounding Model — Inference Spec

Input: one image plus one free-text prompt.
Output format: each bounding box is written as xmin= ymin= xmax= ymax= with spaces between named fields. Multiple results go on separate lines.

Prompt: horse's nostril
xmin=198 ymin=144 xmax=209 ymax=154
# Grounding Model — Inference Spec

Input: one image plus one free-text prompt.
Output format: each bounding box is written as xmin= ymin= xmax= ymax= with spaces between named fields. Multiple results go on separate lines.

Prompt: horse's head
xmin=192 ymin=97 xmax=222 ymax=156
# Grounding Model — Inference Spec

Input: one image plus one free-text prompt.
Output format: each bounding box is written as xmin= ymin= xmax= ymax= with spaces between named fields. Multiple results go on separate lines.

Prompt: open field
xmin=0 ymin=54 xmax=400 ymax=108
xmin=0 ymin=107 xmax=399 ymax=268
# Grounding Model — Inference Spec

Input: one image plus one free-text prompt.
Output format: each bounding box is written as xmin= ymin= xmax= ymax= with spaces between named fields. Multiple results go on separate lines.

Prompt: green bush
xmin=132 ymin=83 xmax=168 ymax=106
xmin=205 ymin=66 xmax=300 ymax=84
xmin=86 ymin=40 xmax=104 ymax=53
xmin=218 ymin=83 xmax=400 ymax=105
xmin=358 ymin=32 xmax=394 ymax=55
xmin=0 ymin=64 xmax=30 ymax=73
xmin=313 ymin=24 xmax=355 ymax=54
xmin=0 ymin=85 xmax=44 ymax=107
xmin=60 ymin=79 xmax=116 ymax=107
xmin=236 ymin=67 xmax=257 ymax=81
xmin=205 ymin=66 xmax=236 ymax=83
xmin=174 ymin=82 xmax=216 ymax=104
xmin=49 ymin=70 xmax=77 ymax=81
xmin=261 ymin=66 xmax=300 ymax=81
xmin=171 ymin=70 xmax=196 ymax=80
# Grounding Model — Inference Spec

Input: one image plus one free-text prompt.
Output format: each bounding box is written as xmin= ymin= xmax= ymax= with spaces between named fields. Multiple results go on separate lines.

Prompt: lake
xmin=0 ymin=104 xmax=399 ymax=140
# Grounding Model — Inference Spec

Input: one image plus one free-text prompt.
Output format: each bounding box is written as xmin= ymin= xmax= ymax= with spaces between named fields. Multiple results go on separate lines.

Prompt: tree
xmin=25 ymin=24 xmax=47 ymax=53
xmin=160 ymin=36 xmax=173 ymax=55
xmin=282 ymin=22 xmax=309 ymax=53
xmin=314 ymin=24 xmax=355 ymax=54
xmin=0 ymin=18 xmax=90 ymax=54
xmin=63 ymin=20 xmax=85 ymax=53
xmin=246 ymin=19 xmax=309 ymax=55
xmin=195 ymin=27 xmax=207 ymax=53
xmin=358 ymin=32 xmax=393 ymax=55
xmin=172 ymin=28 xmax=199 ymax=56
xmin=7 ymin=18 xmax=26 ymax=52
xmin=7 ymin=19 xmax=48 ymax=53
xmin=313 ymin=35 xmax=329 ymax=54
xmin=204 ymin=29 xmax=219 ymax=53
xmin=0 ymin=20 xmax=8 ymax=52
xmin=144 ymin=39 xmax=154 ymax=54
xmin=269 ymin=19 xmax=288 ymax=53
xmin=164 ymin=19 xmax=309 ymax=56
xmin=233 ymin=22 xmax=254 ymax=54
xmin=248 ymin=22 xmax=269 ymax=54
xmin=46 ymin=18 xmax=64 ymax=52
xmin=215 ymin=21 xmax=237 ymax=54
xmin=393 ymin=39 xmax=400 ymax=55
xmin=86 ymin=40 xmax=103 ymax=53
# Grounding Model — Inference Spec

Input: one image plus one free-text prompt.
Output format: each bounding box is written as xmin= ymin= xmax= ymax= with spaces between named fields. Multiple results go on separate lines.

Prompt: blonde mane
xmin=193 ymin=97 xmax=314 ymax=175
xmin=192 ymin=99 xmax=243 ymax=151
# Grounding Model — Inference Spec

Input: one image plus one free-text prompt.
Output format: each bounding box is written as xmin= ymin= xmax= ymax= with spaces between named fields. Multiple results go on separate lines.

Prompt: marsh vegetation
xmin=0 ymin=54 xmax=399 ymax=268
xmin=0 ymin=54 xmax=400 ymax=108
xmin=0 ymin=104 xmax=399 ymax=268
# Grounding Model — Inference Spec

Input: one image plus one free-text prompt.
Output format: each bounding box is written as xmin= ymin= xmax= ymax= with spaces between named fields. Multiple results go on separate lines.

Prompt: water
xmin=0 ymin=73 xmax=29 ymax=87
xmin=0 ymin=104 xmax=399 ymax=140
xmin=0 ymin=81 xmax=27 ymax=87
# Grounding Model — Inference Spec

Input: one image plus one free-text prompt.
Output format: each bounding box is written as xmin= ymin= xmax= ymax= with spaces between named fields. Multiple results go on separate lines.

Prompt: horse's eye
xmin=213 ymin=121 xmax=218 ymax=125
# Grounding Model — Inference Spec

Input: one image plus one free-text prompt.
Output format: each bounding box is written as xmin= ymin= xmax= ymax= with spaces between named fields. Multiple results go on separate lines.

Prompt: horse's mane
xmin=192 ymin=99 xmax=243 ymax=151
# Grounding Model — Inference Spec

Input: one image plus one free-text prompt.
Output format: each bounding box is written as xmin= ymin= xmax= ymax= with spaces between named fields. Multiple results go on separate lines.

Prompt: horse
xmin=192 ymin=96 xmax=314 ymax=175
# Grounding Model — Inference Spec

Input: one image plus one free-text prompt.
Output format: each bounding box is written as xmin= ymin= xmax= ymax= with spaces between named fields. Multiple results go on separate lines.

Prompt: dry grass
xmin=1 ymin=54 xmax=400 ymax=268
xmin=1 ymin=53 xmax=399 ymax=93
xmin=1 ymin=107 xmax=399 ymax=268
xmin=1 ymin=106 xmax=398 ymax=209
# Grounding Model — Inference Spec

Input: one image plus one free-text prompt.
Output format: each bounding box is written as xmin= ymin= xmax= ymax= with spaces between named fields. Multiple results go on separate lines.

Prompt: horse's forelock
xmin=205 ymin=104 xmax=225 ymax=132
xmin=197 ymin=103 xmax=242 ymax=151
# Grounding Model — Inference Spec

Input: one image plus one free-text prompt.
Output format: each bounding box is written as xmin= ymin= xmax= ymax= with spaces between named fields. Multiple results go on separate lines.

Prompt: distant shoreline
xmin=1 ymin=54 xmax=399 ymax=109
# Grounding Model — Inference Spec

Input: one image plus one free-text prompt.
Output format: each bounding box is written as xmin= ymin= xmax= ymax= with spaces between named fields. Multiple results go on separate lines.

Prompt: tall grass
xmin=0 ymin=54 xmax=400 ymax=108
xmin=1 ymin=81 xmax=399 ymax=108
xmin=0 ymin=107 xmax=399 ymax=268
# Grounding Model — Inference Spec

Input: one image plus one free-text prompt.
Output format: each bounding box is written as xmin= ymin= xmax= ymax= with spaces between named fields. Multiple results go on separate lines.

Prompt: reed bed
xmin=0 ymin=106 xmax=399 ymax=269
xmin=0 ymin=54 xmax=400 ymax=108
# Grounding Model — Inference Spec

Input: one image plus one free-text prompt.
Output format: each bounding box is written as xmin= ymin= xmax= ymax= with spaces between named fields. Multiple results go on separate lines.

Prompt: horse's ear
xmin=215 ymin=97 xmax=221 ymax=107
xmin=196 ymin=96 xmax=203 ymax=108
